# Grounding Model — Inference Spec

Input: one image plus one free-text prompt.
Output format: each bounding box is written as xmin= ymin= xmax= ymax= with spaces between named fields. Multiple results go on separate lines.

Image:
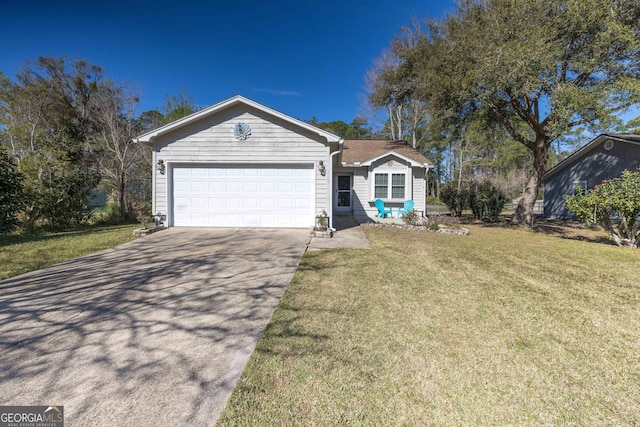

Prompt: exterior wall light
xmin=318 ymin=160 xmax=326 ymax=176
xmin=156 ymin=159 xmax=165 ymax=175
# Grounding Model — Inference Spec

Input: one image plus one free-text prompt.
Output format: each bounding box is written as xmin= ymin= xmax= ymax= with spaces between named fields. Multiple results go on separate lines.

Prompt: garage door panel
xmin=208 ymin=197 xmax=224 ymax=207
xmin=191 ymin=182 xmax=207 ymax=192
xmin=278 ymin=198 xmax=295 ymax=208
xmin=296 ymin=198 xmax=312 ymax=208
xmin=226 ymin=181 xmax=242 ymax=192
xmin=243 ymin=181 xmax=260 ymax=192
xmin=278 ymin=182 xmax=295 ymax=192
xmin=173 ymin=165 xmax=313 ymax=227
xmin=226 ymin=197 xmax=242 ymax=209
xmin=243 ymin=198 xmax=260 ymax=209
xmin=208 ymin=182 xmax=224 ymax=192
xmin=191 ymin=168 xmax=208 ymax=176
xmin=260 ymin=198 xmax=273 ymax=208
xmin=191 ymin=197 xmax=208 ymax=208
xmin=261 ymin=182 xmax=277 ymax=192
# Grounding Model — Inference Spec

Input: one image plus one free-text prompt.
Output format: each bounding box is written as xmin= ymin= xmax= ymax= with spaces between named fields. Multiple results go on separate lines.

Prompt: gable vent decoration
xmin=233 ymin=122 xmax=251 ymax=140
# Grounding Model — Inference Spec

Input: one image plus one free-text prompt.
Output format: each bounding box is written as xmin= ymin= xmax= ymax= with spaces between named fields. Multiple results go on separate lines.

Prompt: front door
xmin=336 ymin=174 xmax=352 ymax=213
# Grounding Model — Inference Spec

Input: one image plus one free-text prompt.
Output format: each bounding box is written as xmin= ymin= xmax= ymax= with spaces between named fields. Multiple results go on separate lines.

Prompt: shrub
xmin=440 ymin=183 xmax=467 ymax=217
xmin=440 ymin=181 xmax=507 ymax=222
xmin=132 ymin=202 xmax=153 ymax=228
xmin=315 ymin=210 xmax=328 ymax=230
xmin=89 ymin=201 xmax=121 ymax=225
xmin=0 ymin=148 xmax=23 ymax=234
xmin=19 ymin=150 xmax=98 ymax=229
xmin=468 ymin=181 xmax=508 ymax=222
xmin=565 ymin=170 xmax=640 ymax=247
xmin=401 ymin=209 xmax=422 ymax=226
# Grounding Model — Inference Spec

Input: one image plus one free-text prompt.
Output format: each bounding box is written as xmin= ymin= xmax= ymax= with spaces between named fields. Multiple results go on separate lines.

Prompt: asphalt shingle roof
xmin=341 ymin=140 xmax=431 ymax=165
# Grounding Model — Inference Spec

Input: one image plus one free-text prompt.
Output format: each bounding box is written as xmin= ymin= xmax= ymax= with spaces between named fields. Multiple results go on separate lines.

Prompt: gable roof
xmin=134 ymin=95 xmax=342 ymax=143
xmin=341 ymin=140 xmax=432 ymax=167
xmin=544 ymin=134 xmax=640 ymax=179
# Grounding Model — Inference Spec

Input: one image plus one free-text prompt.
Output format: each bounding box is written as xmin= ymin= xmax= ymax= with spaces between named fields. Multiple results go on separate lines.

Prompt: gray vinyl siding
xmin=152 ymin=104 xmax=330 ymax=219
xmin=544 ymin=139 xmax=640 ymax=218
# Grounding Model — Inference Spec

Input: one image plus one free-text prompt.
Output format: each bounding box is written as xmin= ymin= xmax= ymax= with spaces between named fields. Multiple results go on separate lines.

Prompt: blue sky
xmin=0 ymin=0 xmax=456 ymax=123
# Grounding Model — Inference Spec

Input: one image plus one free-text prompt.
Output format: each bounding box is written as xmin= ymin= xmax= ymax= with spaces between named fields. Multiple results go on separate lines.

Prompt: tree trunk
xmin=511 ymin=138 xmax=549 ymax=226
xmin=119 ymin=173 xmax=126 ymax=220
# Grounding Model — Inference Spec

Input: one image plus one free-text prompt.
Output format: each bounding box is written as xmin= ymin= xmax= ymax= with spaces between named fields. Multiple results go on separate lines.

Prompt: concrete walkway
xmin=0 ymin=228 xmax=309 ymax=426
xmin=307 ymin=216 xmax=372 ymax=250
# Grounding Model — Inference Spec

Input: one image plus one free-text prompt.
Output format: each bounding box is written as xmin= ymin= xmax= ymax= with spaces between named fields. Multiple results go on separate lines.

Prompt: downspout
xmin=424 ymin=162 xmax=432 ymax=218
xmin=328 ymin=140 xmax=344 ymax=232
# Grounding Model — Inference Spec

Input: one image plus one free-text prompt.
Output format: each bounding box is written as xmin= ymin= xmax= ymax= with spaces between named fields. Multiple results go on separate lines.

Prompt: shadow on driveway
xmin=0 ymin=228 xmax=309 ymax=426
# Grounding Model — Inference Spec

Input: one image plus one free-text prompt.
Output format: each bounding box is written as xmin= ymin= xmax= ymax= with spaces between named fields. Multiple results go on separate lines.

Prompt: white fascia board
xmin=360 ymin=150 xmax=427 ymax=167
xmin=134 ymin=95 xmax=341 ymax=143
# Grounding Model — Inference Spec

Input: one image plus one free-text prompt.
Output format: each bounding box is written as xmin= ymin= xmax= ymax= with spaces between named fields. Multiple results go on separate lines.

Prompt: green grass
xmin=218 ymin=225 xmax=640 ymax=426
xmin=0 ymin=224 xmax=139 ymax=280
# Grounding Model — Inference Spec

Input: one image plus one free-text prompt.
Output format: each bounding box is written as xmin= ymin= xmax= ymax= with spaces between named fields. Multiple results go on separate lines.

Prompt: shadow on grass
xmin=0 ymin=224 xmax=136 ymax=248
xmin=531 ymin=221 xmax=615 ymax=246
xmin=474 ymin=216 xmax=615 ymax=246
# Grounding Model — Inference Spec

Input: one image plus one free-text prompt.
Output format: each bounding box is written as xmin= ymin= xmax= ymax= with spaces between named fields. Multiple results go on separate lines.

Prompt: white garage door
xmin=172 ymin=165 xmax=314 ymax=227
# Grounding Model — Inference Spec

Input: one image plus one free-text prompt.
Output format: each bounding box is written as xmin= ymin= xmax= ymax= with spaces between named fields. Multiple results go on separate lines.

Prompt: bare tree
xmin=93 ymin=84 xmax=147 ymax=219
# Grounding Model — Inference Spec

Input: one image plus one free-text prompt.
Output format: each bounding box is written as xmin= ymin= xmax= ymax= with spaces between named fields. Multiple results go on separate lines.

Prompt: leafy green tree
xmin=0 ymin=145 xmax=23 ymax=233
xmin=302 ymin=117 xmax=372 ymax=139
xmin=376 ymin=0 xmax=640 ymax=225
xmin=365 ymin=48 xmax=429 ymax=147
xmin=565 ymin=170 xmax=640 ymax=247
xmin=344 ymin=117 xmax=372 ymax=139
xmin=161 ymin=91 xmax=198 ymax=125
xmin=19 ymin=149 xmax=97 ymax=228
xmin=0 ymin=57 xmax=102 ymax=228
xmin=136 ymin=110 xmax=165 ymax=133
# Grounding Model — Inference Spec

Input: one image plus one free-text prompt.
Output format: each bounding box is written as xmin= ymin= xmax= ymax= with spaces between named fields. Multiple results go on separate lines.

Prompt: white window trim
xmin=572 ymin=180 xmax=588 ymax=195
xmin=370 ymin=165 xmax=411 ymax=201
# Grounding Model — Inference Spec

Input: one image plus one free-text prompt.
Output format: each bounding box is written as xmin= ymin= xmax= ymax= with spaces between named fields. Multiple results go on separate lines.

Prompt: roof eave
xmin=360 ymin=150 xmax=428 ymax=167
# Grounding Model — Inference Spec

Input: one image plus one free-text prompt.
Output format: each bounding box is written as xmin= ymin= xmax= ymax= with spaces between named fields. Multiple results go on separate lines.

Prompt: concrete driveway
xmin=0 ymin=228 xmax=309 ymax=426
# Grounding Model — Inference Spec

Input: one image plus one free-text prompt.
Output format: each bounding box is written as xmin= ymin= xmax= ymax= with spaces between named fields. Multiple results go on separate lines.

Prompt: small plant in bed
xmin=426 ymin=214 xmax=461 ymax=230
xmin=400 ymin=209 xmax=421 ymax=226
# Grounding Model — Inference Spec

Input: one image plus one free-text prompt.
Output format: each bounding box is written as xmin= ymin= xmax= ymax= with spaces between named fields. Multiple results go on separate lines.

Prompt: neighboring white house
xmin=135 ymin=95 xmax=432 ymax=228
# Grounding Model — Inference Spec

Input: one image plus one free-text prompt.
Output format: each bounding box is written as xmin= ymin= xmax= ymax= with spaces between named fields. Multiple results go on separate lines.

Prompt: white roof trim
xmin=353 ymin=150 xmax=429 ymax=168
xmin=134 ymin=95 xmax=341 ymax=143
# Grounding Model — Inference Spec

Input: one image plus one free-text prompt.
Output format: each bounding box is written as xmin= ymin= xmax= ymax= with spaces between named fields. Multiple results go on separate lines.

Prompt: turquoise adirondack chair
xmin=375 ymin=199 xmax=393 ymax=218
xmin=397 ymin=199 xmax=414 ymax=217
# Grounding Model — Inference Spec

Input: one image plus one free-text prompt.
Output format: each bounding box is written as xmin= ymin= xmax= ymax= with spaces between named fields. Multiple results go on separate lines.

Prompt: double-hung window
xmin=374 ymin=172 xmax=406 ymax=200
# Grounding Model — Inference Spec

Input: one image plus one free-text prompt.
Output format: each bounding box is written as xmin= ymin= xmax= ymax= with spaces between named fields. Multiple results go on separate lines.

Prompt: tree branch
xmin=487 ymin=100 xmax=533 ymax=149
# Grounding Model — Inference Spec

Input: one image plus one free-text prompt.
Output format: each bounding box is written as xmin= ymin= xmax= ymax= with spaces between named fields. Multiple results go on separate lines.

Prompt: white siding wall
xmin=152 ymin=105 xmax=330 ymax=223
xmin=338 ymin=155 xmax=427 ymax=221
xmin=412 ymin=168 xmax=426 ymax=214
xmin=351 ymin=168 xmax=369 ymax=219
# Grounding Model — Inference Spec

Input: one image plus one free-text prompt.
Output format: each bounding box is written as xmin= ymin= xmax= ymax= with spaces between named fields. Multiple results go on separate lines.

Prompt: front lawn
xmin=0 ymin=224 xmax=139 ymax=280
xmin=218 ymin=225 xmax=640 ymax=425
